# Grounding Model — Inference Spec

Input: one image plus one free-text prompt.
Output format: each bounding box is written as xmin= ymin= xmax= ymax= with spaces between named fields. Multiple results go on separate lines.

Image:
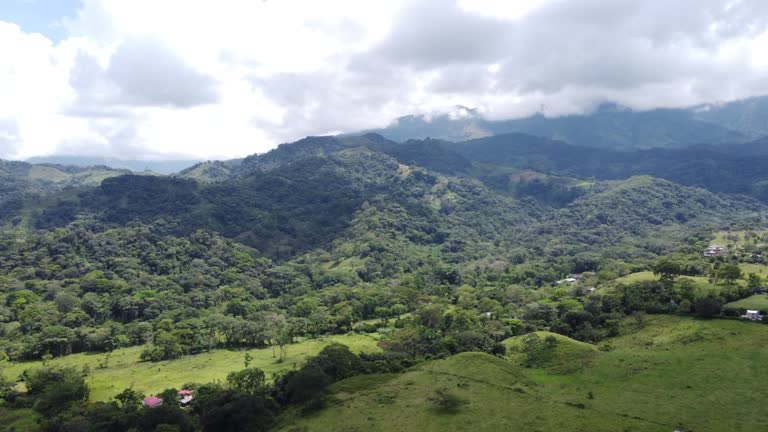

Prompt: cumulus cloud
xmin=71 ymin=38 xmax=219 ymax=110
xmin=1 ymin=0 xmax=768 ymax=160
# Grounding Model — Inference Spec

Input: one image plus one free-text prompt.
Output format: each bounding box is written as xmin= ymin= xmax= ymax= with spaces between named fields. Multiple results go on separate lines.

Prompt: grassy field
xmin=724 ymin=294 xmax=768 ymax=311
xmin=4 ymin=334 xmax=381 ymax=402
xmin=615 ymin=271 xmax=716 ymax=285
xmin=614 ymin=271 xmax=660 ymax=283
xmin=613 ymin=268 xmax=761 ymax=289
xmin=279 ymin=316 xmax=768 ymax=432
xmin=712 ymin=230 xmax=768 ymax=248
xmin=740 ymin=263 xmax=768 ymax=278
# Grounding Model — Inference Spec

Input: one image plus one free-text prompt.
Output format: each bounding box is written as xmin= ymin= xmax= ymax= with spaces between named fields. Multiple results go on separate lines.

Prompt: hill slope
xmin=279 ymin=316 xmax=768 ymax=432
xmin=28 ymin=148 xmax=539 ymax=261
xmin=444 ymin=133 xmax=768 ymax=201
xmin=0 ymin=159 xmax=134 ymax=221
xmin=692 ymin=95 xmax=768 ymax=138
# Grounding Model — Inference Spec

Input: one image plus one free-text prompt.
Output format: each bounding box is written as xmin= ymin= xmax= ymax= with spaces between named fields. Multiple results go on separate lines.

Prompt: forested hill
xmin=0 ymin=159 xmax=135 ymax=219
xmin=435 ymin=133 xmax=768 ymax=202
xmin=177 ymin=130 xmax=768 ymax=207
xmin=4 ymin=133 xmax=762 ymax=278
xmin=26 ymin=148 xmax=539 ymax=261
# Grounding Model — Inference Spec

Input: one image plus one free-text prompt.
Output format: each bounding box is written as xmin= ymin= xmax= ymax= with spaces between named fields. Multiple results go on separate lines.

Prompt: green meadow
xmin=614 ymin=271 xmax=714 ymax=286
xmin=278 ymin=316 xmax=768 ymax=432
xmin=3 ymin=334 xmax=380 ymax=402
xmin=613 ymin=264 xmax=768 ymax=289
xmin=724 ymin=294 xmax=768 ymax=312
xmin=712 ymin=230 xmax=768 ymax=248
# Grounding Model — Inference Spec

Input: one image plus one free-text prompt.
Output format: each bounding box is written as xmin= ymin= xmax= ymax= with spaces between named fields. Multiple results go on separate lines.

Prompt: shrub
xmin=430 ymin=388 xmax=466 ymax=414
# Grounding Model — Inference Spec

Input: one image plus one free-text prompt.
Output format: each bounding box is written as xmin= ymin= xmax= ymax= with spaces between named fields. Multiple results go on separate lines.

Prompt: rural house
xmin=704 ymin=245 xmax=727 ymax=257
xmin=142 ymin=396 xmax=163 ymax=408
xmin=179 ymin=389 xmax=194 ymax=405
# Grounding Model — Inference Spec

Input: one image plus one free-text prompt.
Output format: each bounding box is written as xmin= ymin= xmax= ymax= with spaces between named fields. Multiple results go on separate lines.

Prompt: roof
xmin=747 ymin=310 xmax=760 ymax=314
xmin=178 ymin=389 xmax=194 ymax=395
xmin=142 ymin=396 xmax=163 ymax=408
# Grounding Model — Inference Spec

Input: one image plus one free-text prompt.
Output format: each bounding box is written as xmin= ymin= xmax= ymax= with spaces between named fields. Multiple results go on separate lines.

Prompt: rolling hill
xmin=278 ymin=316 xmax=768 ymax=432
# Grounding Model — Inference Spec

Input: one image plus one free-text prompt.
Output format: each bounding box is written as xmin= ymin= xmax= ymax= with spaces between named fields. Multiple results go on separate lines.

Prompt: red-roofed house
xmin=179 ymin=389 xmax=194 ymax=405
xmin=142 ymin=396 xmax=163 ymax=408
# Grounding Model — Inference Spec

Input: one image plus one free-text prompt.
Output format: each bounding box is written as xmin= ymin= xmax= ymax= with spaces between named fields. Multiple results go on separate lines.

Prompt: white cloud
xmin=2 ymin=0 xmax=768 ymax=160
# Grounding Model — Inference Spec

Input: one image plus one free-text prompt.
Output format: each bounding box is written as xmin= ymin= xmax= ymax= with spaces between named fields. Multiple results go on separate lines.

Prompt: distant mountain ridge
xmin=174 ymin=130 xmax=768 ymax=205
xmin=0 ymin=158 xmax=136 ymax=220
xmin=26 ymin=156 xmax=202 ymax=175
xmin=358 ymin=95 xmax=768 ymax=150
xmin=692 ymin=95 xmax=768 ymax=138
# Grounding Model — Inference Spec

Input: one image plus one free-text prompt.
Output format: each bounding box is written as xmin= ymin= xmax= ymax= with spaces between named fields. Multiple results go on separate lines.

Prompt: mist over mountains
xmin=362 ymin=95 xmax=768 ymax=149
xmin=9 ymin=94 xmax=768 ymax=177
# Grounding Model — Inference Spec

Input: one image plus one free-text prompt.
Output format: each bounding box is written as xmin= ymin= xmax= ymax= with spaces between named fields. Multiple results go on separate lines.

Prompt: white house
xmin=556 ymin=277 xmax=578 ymax=284
xmin=744 ymin=310 xmax=763 ymax=321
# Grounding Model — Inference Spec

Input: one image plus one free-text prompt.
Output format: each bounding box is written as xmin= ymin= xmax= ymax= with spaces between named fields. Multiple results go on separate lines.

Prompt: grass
xmin=740 ymin=263 xmax=768 ymax=278
xmin=712 ymin=230 xmax=768 ymax=248
xmin=279 ymin=316 xmax=768 ymax=432
xmin=27 ymin=166 xmax=70 ymax=182
xmin=614 ymin=271 xmax=713 ymax=285
xmin=724 ymin=294 xmax=768 ymax=311
xmin=614 ymin=271 xmax=658 ymax=283
xmin=613 ymin=269 xmax=757 ymax=291
xmin=4 ymin=333 xmax=380 ymax=402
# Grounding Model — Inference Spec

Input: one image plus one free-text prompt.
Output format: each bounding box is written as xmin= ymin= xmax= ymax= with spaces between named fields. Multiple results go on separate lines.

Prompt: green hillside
xmin=3 ymin=333 xmax=379 ymax=402
xmin=0 ymin=159 xmax=142 ymax=223
xmin=279 ymin=316 xmax=768 ymax=432
xmin=724 ymin=294 xmax=768 ymax=312
xmin=444 ymin=132 xmax=768 ymax=202
xmin=503 ymin=331 xmax=598 ymax=374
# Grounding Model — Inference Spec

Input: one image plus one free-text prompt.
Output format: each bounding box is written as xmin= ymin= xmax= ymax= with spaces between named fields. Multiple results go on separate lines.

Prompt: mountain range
xmin=3 ymin=94 xmax=768 ymax=432
xmin=362 ymin=95 xmax=768 ymax=150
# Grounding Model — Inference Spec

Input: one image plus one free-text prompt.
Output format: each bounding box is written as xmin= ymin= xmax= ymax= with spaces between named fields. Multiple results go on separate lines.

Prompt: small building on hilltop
xmin=743 ymin=310 xmax=763 ymax=321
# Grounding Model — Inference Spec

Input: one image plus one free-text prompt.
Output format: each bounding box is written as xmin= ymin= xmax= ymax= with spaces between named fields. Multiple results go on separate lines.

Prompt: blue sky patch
xmin=0 ymin=0 xmax=80 ymax=41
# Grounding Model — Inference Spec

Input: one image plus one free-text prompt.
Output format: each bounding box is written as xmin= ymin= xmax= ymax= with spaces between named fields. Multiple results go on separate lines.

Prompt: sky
xmin=2 ymin=0 xmax=768 ymax=160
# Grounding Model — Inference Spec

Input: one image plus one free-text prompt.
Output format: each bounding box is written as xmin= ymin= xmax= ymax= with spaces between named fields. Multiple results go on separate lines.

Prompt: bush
xmin=355 ymin=323 xmax=379 ymax=333
xmin=23 ymin=366 xmax=89 ymax=415
xmin=140 ymin=332 xmax=184 ymax=362
xmin=274 ymin=366 xmax=332 ymax=405
xmin=694 ymin=295 xmax=722 ymax=317
xmin=305 ymin=344 xmax=366 ymax=381
xmin=226 ymin=368 xmax=267 ymax=395
xmin=430 ymin=388 xmax=466 ymax=414
xmin=521 ymin=333 xmax=556 ymax=367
